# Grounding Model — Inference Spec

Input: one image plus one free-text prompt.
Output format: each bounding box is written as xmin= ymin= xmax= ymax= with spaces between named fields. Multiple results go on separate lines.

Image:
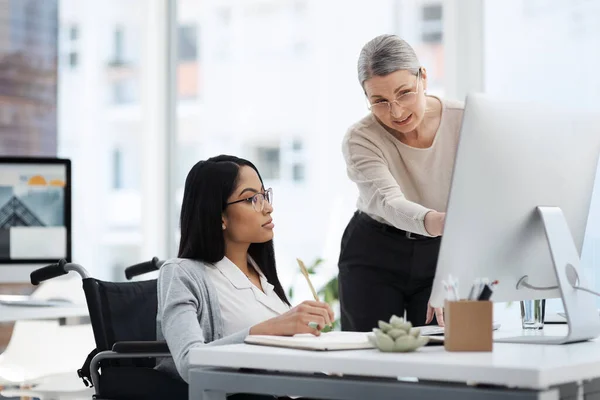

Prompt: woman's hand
xmin=424 ymin=211 xmax=446 ymax=237
xmin=250 ymin=300 xmax=334 ymax=336
xmin=425 ymin=303 xmax=444 ymax=326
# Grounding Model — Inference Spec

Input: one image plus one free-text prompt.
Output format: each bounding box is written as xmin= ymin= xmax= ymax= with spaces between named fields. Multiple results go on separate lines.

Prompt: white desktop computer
xmin=430 ymin=93 xmax=600 ymax=344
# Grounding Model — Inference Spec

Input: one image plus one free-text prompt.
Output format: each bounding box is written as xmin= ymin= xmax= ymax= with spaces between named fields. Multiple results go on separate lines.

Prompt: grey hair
xmin=357 ymin=34 xmax=421 ymax=87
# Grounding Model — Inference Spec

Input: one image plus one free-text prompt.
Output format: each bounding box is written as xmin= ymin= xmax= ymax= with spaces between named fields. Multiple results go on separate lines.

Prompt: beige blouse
xmin=342 ymin=97 xmax=464 ymax=236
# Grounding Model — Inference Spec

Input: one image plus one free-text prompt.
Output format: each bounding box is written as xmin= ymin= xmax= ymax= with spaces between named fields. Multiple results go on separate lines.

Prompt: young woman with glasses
xmin=339 ymin=34 xmax=465 ymax=332
xmin=156 ymin=155 xmax=333 ymax=394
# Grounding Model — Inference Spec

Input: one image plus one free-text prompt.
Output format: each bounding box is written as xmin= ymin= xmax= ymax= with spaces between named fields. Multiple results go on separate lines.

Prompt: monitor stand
xmin=495 ymin=206 xmax=600 ymax=344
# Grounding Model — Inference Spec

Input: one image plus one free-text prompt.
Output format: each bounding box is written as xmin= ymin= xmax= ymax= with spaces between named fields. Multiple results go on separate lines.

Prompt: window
xmin=292 ymin=0 xmax=308 ymax=54
xmin=57 ymin=1 xmax=155 ymax=280
xmin=255 ymin=147 xmax=280 ymax=180
xmin=284 ymin=138 xmax=305 ymax=183
xmin=292 ymin=164 xmax=304 ymax=182
xmin=111 ymin=26 xmax=125 ymax=65
xmin=69 ymin=25 xmax=78 ymax=40
xmin=421 ymin=4 xmax=443 ymax=43
xmin=292 ymin=139 xmax=303 ymax=151
xmin=112 ymin=148 xmax=123 ymax=189
xmin=523 ymin=0 xmax=568 ymax=17
xmin=178 ymin=25 xmax=198 ymax=62
xmin=402 ymin=2 xmax=445 ymax=95
xmin=423 ymin=4 xmax=442 ymax=20
xmin=68 ymin=52 xmax=78 ymax=67
xmin=214 ymin=7 xmax=232 ymax=60
xmin=177 ymin=23 xmax=199 ymax=99
xmin=110 ymin=79 xmax=137 ymax=104
xmin=61 ymin=24 xmax=79 ymax=68
xmin=242 ymin=2 xmax=307 ymax=58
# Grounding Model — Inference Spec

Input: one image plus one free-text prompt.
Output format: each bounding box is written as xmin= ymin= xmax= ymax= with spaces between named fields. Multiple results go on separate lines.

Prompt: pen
xmin=449 ymin=275 xmax=459 ymax=301
xmin=467 ymin=286 xmax=475 ymax=301
xmin=478 ymin=284 xmax=493 ymax=301
xmin=443 ymin=276 xmax=459 ymax=301
xmin=442 ymin=280 xmax=449 ymax=300
xmin=468 ymin=278 xmax=481 ymax=300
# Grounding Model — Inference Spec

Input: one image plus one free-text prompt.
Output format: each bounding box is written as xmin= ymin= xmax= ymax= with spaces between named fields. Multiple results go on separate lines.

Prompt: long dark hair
xmin=178 ymin=154 xmax=290 ymax=306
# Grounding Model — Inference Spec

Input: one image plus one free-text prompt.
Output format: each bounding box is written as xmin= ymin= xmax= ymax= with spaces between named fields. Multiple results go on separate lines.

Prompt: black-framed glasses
xmin=225 ymin=188 xmax=273 ymax=212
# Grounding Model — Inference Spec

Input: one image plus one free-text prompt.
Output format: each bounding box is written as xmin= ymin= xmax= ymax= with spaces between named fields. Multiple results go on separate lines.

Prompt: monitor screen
xmin=0 ymin=157 xmax=71 ymax=263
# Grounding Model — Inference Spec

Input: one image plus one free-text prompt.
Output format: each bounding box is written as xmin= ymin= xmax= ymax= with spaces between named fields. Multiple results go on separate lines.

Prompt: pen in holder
xmin=444 ymin=300 xmax=493 ymax=352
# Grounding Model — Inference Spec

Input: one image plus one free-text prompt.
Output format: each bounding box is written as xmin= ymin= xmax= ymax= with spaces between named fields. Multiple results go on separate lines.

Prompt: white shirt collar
xmin=248 ymin=256 xmax=276 ymax=295
xmin=213 ymin=257 xmax=252 ymax=289
xmin=211 ymin=255 xmax=289 ymax=314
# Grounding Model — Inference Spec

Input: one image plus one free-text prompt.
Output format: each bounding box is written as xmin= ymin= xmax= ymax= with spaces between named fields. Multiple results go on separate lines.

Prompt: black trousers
xmin=338 ymin=211 xmax=441 ymax=332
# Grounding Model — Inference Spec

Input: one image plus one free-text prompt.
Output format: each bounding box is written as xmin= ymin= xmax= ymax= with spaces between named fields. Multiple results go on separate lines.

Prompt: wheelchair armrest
xmin=112 ymin=340 xmax=170 ymax=354
xmin=90 ymin=346 xmax=172 ymax=389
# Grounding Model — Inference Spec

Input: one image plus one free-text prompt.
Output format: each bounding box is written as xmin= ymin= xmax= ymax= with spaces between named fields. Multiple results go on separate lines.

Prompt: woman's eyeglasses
xmin=225 ymin=188 xmax=273 ymax=212
xmin=367 ymin=70 xmax=421 ymax=116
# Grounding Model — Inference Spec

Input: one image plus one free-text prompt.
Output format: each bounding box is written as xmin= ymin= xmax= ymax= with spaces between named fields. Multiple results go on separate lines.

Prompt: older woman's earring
xmin=222 ymin=223 xmax=226 ymax=230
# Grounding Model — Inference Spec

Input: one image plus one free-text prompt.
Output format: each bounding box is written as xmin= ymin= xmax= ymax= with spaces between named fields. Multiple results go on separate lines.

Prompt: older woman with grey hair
xmin=338 ymin=34 xmax=464 ymax=331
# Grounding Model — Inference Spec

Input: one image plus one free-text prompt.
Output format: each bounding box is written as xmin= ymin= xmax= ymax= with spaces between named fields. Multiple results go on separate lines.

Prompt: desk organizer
xmin=444 ymin=300 xmax=493 ymax=352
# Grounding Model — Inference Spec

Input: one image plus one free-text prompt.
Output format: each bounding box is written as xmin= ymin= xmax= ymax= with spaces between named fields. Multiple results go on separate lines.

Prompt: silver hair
xmin=357 ymin=34 xmax=421 ymax=87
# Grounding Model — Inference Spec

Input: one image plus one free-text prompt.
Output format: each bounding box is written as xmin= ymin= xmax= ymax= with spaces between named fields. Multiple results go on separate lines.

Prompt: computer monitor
xmin=0 ymin=157 xmax=71 ymax=283
xmin=431 ymin=93 xmax=600 ymax=344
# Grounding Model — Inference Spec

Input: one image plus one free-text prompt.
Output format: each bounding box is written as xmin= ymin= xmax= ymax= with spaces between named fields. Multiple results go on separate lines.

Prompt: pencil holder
xmin=444 ymin=300 xmax=493 ymax=352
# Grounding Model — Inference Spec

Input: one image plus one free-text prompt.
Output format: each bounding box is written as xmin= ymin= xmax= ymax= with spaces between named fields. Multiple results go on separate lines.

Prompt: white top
xmin=342 ymin=97 xmax=464 ymax=236
xmin=204 ymin=256 xmax=290 ymax=336
xmin=189 ymin=325 xmax=600 ymax=390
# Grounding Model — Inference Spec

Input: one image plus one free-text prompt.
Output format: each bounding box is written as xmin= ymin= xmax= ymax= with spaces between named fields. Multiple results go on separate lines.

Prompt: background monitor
xmin=0 ymin=157 xmax=71 ymax=283
xmin=430 ymin=94 xmax=600 ymax=308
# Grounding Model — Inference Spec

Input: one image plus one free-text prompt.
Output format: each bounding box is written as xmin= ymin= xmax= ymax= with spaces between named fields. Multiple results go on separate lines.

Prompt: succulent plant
xmin=369 ymin=315 xmax=429 ymax=352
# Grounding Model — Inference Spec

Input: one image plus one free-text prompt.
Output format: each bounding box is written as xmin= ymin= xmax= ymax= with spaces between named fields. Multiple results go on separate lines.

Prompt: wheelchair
xmin=30 ymin=257 xmax=187 ymax=400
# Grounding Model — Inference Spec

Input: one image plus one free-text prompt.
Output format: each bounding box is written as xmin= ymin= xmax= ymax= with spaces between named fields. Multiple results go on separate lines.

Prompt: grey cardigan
xmin=155 ymin=258 xmax=250 ymax=383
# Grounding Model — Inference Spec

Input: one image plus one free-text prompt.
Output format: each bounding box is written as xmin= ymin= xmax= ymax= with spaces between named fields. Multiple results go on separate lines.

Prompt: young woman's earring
xmin=222 ymin=223 xmax=226 ymax=230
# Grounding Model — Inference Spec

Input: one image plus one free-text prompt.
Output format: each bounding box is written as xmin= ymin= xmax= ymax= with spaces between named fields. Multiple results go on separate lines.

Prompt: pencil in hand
xmin=297 ymin=258 xmax=319 ymax=301
xmin=296 ymin=258 xmax=333 ymax=332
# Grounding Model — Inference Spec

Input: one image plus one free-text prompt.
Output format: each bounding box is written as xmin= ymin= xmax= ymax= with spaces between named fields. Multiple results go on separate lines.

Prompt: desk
xmin=0 ymin=303 xmax=88 ymax=323
xmin=188 ymin=325 xmax=600 ymax=400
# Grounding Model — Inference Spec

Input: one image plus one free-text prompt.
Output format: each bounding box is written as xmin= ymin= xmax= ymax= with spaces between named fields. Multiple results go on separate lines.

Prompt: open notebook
xmin=246 ymin=331 xmax=446 ymax=350
xmin=245 ymin=331 xmax=374 ymax=351
xmin=418 ymin=322 xmax=501 ymax=336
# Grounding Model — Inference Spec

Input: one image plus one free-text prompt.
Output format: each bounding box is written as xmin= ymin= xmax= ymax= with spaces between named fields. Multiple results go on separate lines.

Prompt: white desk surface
xmin=189 ymin=325 xmax=600 ymax=390
xmin=0 ymin=303 xmax=88 ymax=323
